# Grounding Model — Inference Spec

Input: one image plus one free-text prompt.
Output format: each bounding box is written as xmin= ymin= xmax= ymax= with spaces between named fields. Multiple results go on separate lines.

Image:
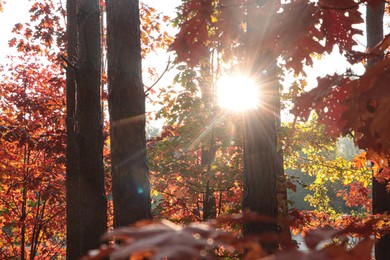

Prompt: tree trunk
xmin=242 ymin=1 xmax=279 ymax=253
xmin=106 ymin=0 xmax=151 ymax=227
xmin=199 ymin=59 xmax=217 ymax=221
xmin=366 ymin=4 xmax=385 ymax=66
xmin=65 ymin=0 xmax=81 ymax=258
xmin=243 ymin=94 xmax=279 ymax=250
xmin=66 ymin=0 xmax=107 ymax=257
xmin=366 ymin=4 xmax=388 ymax=260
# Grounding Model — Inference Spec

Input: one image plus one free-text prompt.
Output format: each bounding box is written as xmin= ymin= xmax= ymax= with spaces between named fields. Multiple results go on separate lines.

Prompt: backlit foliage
xmin=149 ymin=70 xmax=245 ymax=221
xmin=0 ymin=0 xmax=5 ymax=12
xmin=1 ymin=0 xmax=390 ymax=259
xmin=0 ymin=54 xmax=66 ymax=258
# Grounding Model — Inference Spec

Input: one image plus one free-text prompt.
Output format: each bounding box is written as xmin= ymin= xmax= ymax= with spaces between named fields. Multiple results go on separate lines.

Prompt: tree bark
xmin=243 ymin=91 xmax=279 ymax=250
xmin=242 ymin=1 xmax=279 ymax=253
xmin=366 ymin=3 xmax=388 ymax=260
xmin=366 ymin=4 xmax=385 ymax=66
xmin=66 ymin=0 xmax=107 ymax=257
xmin=106 ymin=0 xmax=152 ymax=227
xmin=65 ymin=0 xmax=81 ymax=258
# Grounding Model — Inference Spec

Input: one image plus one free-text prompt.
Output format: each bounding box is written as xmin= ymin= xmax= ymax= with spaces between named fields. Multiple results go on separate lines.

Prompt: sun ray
xmin=216 ymin=74 xmax=260 ymax=112
xmin=185 ymin=110 xmax=228 ymax=153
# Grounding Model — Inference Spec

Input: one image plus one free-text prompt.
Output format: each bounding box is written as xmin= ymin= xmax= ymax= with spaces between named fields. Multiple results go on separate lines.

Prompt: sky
xmin=144 ymin=0 xmax=180 ymax=16
xmin=0 ymin=1 xmax=29 ymax=60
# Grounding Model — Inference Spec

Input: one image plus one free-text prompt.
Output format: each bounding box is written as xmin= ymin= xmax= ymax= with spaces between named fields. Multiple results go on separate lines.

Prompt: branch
xmin=145 ymin=56 xmax=171 ymax=96
xmin=60 ymin=55 xmax=77 ymax=71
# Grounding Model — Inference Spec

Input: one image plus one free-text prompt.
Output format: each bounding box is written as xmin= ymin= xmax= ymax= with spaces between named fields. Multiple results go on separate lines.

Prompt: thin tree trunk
xmin=106 ymin=0 xmax=151 ymax=227
xmin=21 ymin=143 xmax=29 ymax=259
xmin=275 ymin=84 xmax=286 ymax=215
xmin=21 ymin=182 xmax=27 ymax=260
xmin=366 ymin=4 xmax=388 ymax=260
xmin=66 ymin=0 xmax=107 ymax=257
xmin=200 ymin=59 xmax=217 ymax=221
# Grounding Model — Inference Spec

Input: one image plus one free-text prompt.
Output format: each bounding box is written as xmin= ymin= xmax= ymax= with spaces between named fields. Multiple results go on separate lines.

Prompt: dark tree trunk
xmin=242 ymin=1 xmax=279 ymax=253
xmin=66 ymin=0 xmax=107 ymax=257
xmin=65 ymin=0 xmax=81 ymax=258
xmin=76 ymin=0 xmax=107 ymax=253
xmin=106 ymin=0 xmax=151 ymax=227
xmin=367 ymin=4 xmax=388 ymax=260
xmin=242 ymin=93 xmax=279 ymax=249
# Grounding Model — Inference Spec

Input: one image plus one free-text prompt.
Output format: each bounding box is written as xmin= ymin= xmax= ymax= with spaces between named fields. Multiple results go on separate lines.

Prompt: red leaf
xmin=304 ymin=226 xmax=338 ymax=249
xmin=319 ymin=5 xmax=363 ymax=53
xmin=349 ymin=238 xmax=374 ymax=260
xmin=269 ymin=1 xmax=324 ymax=74
xmin=170 ymin=0 xmax=213 ymax=67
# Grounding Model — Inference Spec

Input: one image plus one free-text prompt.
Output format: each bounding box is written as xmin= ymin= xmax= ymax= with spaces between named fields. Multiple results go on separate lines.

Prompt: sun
xmin=216 ymin=75 xmax=260 ymax=112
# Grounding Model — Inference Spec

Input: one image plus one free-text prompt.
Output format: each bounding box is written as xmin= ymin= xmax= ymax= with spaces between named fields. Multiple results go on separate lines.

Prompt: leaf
xmin=304 ymin=226 xmax=338 ymax=249
xmin=340 ymin=59 xmax=390 ymax=161
xmin=88 ymin=220 xmax=234 ymax=260
xmin=318 ymin=0 xmax=359 ymax=9
xmin=291 ymin=74 xmax=349 ymax=133
xmin=349 ymin=238 xmax=374 ymax=260
xmin=319 ymin=4 xmax=363 ymax=53
xmin=368 ymin=96 xmax=390 ymax=153
xmin=352 ymin=152 xmax=367 ymax=170
xmin=316 ymin=84 xmax=349 ymax=137
xmin=269 ymin=1 xmax=324 ymax=74
xmin=170 ymin=0 xmax=214 ymax=66
xmin=337 ymin=218 xmax=379 ymax=237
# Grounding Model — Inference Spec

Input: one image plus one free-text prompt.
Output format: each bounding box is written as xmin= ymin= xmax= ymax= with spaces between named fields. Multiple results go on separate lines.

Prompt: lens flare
xmin=217 ymin=75 xmax=260 ymax=112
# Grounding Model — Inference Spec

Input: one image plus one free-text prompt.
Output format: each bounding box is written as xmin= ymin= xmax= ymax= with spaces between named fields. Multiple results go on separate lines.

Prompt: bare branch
xmin=145 ymin=56 xmax=171 ymax=96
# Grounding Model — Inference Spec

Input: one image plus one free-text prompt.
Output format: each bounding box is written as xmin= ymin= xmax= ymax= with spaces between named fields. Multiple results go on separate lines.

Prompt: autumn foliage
xmin=0 ymin=0 xmax=171 ymax=258
xmin=0 ymin=55 xmax=66 ymax=258
xmin=2 ymin=0 xmax=390 ymax=259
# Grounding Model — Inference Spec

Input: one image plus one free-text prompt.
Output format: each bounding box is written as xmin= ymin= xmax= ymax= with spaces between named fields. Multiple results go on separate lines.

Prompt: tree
xmin=0 ymin=55 xmax=67 ymax=259
xmin=242 ymin=1 xmax=279 ymax=251
xmin=0 ymin=0 xmax=170 ymax=256
xmin=0 ymin=1 xmax=69 ymax=258
xmin=106 ymin=0 xmax=152 ymax=227
xmin=65 ymin=0 xmax=81 ymax=258
xmin=66 ymin=0 xmax=107 ymax=257
xmin=282 ymin=119 xmax=372 ymax=216
xmin=365 ymin=2 xmax=390 ymax=259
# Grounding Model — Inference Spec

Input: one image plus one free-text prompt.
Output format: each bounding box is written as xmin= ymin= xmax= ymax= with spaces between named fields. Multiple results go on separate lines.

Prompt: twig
xmin=145 ymin=56 xmax=171 ymax=96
